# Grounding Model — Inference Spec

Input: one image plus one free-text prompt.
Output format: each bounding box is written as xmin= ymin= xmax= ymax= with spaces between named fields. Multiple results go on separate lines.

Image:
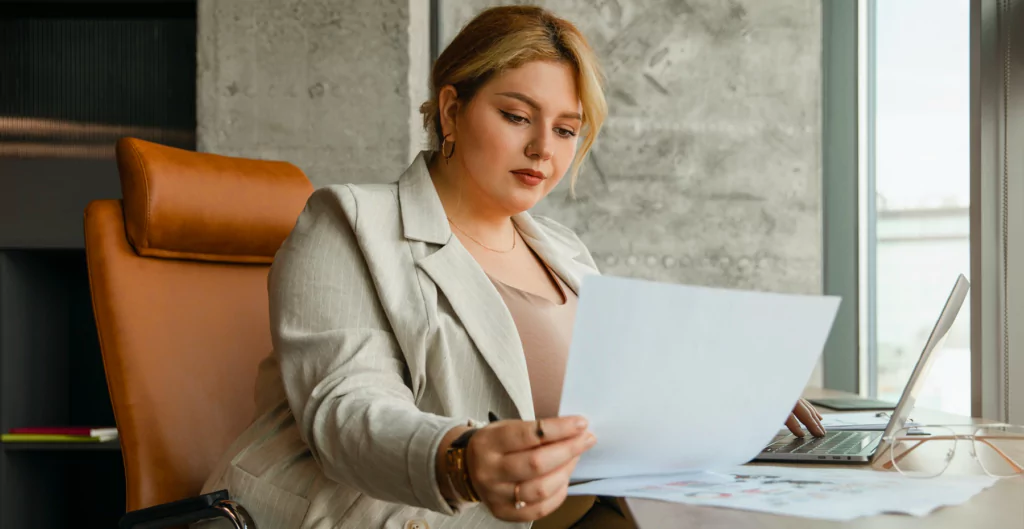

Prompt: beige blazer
xmin=198 ymin=151 xmax=600 ymax=529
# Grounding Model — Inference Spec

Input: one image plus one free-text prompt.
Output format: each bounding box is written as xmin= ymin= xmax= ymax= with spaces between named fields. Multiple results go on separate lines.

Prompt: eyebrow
xmin=496 ymin=91 xmax=582 ymax=121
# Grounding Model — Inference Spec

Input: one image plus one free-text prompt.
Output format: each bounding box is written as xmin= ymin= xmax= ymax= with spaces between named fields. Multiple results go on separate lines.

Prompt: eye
xmin=556 ymin=128 xmax=578 ymax=138
xmin=500 ymin=110 xmax=529 ymax=124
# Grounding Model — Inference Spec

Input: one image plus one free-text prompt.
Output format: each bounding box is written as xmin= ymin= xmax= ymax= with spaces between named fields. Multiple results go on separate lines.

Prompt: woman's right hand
xmin=467 ymin=416 xmax=596 ymax=522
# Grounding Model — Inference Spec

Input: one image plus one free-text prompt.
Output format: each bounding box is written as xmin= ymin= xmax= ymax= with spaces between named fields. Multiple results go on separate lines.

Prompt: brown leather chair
xmin=85 ymin=138 xmax=313 ymax=528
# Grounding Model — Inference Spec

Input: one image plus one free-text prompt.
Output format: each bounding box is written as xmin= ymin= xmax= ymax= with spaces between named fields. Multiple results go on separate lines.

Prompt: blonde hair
xmin=419 ymin=5 xmax=607 ymax=191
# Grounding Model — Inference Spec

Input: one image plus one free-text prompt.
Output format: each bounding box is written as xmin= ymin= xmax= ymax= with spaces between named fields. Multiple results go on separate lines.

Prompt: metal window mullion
xmin=822 ymin=0 xmax=861 ymax=393
xmin=864 ymin=0 xmax=880 ymax=399
xmin=971 ymin=0 xmax=1007 ymax=421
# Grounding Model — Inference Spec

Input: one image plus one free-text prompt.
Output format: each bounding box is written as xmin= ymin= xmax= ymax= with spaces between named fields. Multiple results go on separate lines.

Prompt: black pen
xmin=490 ymin=410 xmax=544 ymax=438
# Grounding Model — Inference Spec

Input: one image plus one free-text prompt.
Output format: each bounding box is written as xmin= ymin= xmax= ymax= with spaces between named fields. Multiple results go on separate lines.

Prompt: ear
xmin=438 ymin=85 xmax=460 ymax=139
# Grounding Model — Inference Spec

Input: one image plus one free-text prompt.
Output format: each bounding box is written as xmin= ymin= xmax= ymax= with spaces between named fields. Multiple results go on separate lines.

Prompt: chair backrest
xmin=85 ymin=138 xmax=313 ymax=511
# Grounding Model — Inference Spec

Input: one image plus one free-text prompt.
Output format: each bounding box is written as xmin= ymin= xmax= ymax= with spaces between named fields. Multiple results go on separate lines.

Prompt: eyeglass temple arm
xmin=882 ymin=434 xmax=1024 ymax=473
xmin=881 ymin=438 xmax=929 ymax=470
xmin=975 ymin=436 xmax=1024 ymax=473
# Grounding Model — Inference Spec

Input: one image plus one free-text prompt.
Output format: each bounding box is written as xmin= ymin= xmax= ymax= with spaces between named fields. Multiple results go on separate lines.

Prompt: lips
xmin=512 ymin=168 xmax=546 ymax=179
xmin=509 ymin=168 xmax=548 ymax=187
xmin=511 ymin=169 xmax=547 ymax=187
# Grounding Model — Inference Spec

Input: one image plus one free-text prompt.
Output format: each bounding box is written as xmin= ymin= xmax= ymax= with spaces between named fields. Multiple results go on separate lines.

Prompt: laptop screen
xmin=879 ymin=274 xmax=971 ymax=441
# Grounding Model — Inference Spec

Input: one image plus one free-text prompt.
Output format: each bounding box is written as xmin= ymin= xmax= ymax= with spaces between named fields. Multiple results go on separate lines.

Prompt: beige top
xmin=489 ymin=269 xmax=579 ymax=419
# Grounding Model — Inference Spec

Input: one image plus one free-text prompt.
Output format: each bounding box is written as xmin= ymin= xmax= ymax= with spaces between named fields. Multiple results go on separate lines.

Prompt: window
xmin=862 ymin=0 xmax=971 ymax=416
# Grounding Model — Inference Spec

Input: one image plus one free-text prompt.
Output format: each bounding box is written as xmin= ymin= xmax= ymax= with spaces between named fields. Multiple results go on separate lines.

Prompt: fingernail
xmin=576 ymin=418 xmax=588 ymax=430
xmin=585 ymin=433 xmax=597 ymax=446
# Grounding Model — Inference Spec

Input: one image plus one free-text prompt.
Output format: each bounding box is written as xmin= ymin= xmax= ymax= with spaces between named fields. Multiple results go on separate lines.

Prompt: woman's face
xmin=445 ymin=60 xmax=582 ymax=215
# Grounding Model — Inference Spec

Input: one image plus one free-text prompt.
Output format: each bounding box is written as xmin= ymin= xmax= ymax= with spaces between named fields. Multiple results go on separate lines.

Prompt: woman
xmin=199 ymin=5 xmax=826 ymax=528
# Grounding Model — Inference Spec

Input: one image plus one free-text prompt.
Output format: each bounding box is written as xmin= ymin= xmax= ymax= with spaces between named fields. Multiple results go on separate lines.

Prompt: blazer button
xmin=404 ymin=520 xmax=429 ymax=529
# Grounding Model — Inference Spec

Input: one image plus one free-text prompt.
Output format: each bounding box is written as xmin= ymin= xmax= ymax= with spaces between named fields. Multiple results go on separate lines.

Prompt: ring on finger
xmin=514 ymin=483 xmax=526 ymax=510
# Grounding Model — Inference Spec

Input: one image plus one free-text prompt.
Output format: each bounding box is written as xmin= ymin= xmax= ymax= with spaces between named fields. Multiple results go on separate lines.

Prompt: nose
xmin=525 ymin=130 xmax=554 ymax=162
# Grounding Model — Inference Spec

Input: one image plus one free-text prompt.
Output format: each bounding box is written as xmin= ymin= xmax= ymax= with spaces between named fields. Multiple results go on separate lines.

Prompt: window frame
xmin=824 ymin=0 xmax=1022 ymax=422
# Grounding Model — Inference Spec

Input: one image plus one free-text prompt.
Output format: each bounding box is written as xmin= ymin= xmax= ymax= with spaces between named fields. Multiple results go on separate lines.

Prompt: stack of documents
xmin=568 ymin=465 xmax=999 ymax=521
xmin=820 ymin=412 xmax=919 ymax=431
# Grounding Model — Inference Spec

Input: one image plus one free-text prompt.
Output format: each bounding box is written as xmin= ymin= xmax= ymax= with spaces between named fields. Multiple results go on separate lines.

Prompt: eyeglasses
xmin=881 ymin=423 xmax=1024 ymax=478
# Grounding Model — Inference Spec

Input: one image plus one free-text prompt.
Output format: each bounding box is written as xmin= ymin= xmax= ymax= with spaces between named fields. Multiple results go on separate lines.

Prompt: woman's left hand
xmin=786 ymin=399 xmax=826 ymax=437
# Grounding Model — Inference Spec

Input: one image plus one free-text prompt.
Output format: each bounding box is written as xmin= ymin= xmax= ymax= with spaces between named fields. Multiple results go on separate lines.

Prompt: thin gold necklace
xmin=447 ymin=217 xmax=517 ymax=253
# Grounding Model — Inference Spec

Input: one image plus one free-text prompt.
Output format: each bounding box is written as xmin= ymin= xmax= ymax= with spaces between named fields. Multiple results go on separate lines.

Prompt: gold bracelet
xmin=446 ymin=425 xmax=482 ymax=504
xmin=461 ymin=462 xmax=481 ymax=502
xmin=445 ymin=472 xmax=468 ymax=507
xmin=445 ymin=447 xmax=479 ymax=503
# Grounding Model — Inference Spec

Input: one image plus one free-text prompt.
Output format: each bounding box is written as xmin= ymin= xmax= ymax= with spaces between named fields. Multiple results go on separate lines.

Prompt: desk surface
xmin=623 ymin=388 xmax=1024 ymax=529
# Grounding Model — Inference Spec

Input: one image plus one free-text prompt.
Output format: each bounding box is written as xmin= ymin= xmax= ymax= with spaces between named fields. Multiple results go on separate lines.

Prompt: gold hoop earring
xmin=441 ymin=133 xmax=456 ymax=164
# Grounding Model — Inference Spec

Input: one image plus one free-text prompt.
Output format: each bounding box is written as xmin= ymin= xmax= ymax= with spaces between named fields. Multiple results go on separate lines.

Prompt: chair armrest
xmin=118 ymin=489 xmax=255 ymax=529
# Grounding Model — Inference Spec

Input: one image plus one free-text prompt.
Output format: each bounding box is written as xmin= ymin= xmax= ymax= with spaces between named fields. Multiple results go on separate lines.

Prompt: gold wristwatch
xmin=445 ymin=428 xmax=481 ymax=504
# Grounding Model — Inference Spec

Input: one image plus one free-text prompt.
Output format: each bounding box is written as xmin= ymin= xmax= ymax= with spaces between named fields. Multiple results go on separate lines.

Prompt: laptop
xmin=754 ymin=273 xmax=970 ymax=464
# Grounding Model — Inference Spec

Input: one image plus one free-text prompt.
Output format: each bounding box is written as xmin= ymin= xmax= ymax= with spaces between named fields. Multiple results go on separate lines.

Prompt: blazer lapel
xmin=400 ymin=152 xmax=534 ymax=420
xmin=416 ymin=243 xmax=534 ymax=419
xmin=513 ymin=212 xmax=596 ymax=296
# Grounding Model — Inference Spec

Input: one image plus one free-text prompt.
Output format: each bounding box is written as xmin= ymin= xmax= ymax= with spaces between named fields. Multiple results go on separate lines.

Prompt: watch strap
xmin=450 ymin=427 xmax=477 ymax=449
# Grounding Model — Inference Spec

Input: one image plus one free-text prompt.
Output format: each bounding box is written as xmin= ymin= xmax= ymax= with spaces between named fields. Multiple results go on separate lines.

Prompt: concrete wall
xmin=198 ymin=0 xmax=821 ymax=293
xmin=198 ymin=0 xmax=825 ymax=383
xmin=197 ymin=0 xmax=429 ymax=186
xmin=441 ymin=0 xmax=822 ymax=297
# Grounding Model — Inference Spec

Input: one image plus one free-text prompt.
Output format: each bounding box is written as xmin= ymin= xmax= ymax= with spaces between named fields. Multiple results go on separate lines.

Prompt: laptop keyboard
xmin=764 ymin=431 xmax=882 ymax=456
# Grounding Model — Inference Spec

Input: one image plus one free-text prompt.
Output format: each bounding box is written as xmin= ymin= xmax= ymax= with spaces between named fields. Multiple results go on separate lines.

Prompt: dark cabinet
xmin=0 ymin=2 xmax=196 ymax=526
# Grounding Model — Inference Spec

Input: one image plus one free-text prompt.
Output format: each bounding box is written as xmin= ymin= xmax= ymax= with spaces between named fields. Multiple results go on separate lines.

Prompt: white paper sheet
xmin=820 ymin=412 xmax=920 ymax=431
xmin=559 ymin=275 xmax=840 ymax=480
xmin=567 ymin=465 xmax=999 ymax=521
